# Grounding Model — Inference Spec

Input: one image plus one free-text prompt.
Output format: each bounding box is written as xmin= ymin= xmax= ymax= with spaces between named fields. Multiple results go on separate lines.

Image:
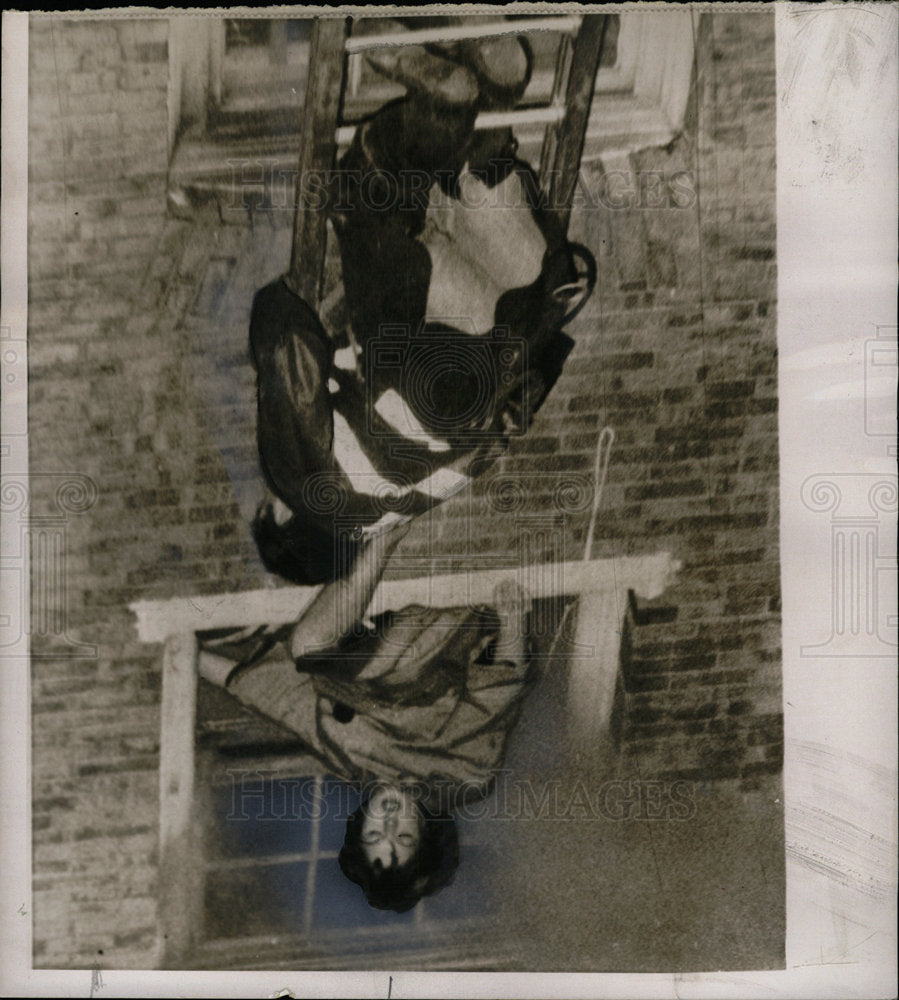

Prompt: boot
xmin=427 ymin=34 xmax=533 ymax=109
xmin=365 ymin=46 xmax=479 ymax=107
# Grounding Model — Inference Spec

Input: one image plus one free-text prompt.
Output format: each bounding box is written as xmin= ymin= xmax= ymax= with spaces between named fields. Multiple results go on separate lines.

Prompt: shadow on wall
xmin=457 ymin=602 xmax=786 ymax=972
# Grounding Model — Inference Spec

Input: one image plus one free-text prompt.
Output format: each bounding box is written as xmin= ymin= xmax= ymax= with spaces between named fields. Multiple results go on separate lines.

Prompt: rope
xmin=582 ymin=425 xmax=614 ymax=565
xmin=546 ymin=424 xmax=615 ymax=660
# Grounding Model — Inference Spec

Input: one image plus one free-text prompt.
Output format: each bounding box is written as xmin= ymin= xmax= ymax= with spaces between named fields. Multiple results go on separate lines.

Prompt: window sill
xmin=167 ymin=87 xmax=686 ymax=221
xmin=185 ymin=919 xmax=518 ymax=970
xmin=167 ymin=10 xmax=694 ymax=218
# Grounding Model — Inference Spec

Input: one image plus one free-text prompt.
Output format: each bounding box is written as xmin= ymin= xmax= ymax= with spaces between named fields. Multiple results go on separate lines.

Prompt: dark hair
xmin=251 ymin=501 xmax=360 ymax=586
xmin=338 ymin=797 xmax=459 ymax=913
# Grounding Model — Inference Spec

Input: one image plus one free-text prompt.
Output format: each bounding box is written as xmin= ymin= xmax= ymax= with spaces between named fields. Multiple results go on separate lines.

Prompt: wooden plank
xmin=155 ymin=632 xmax=202 ymax=969
xmin=168 ymin=94 xmax=666 ymax=193
xmin=543 ymin=13 xmax=608 ymax=231
xmin=130 ymin=553 xmax=679 ymax=641
xmin=566 ymin=588 xmax=628 ymax=760
xmin=286 ymin=17 xmax=350 ymax=305
xmin=538 ymin=28 xmax=571 ymax=181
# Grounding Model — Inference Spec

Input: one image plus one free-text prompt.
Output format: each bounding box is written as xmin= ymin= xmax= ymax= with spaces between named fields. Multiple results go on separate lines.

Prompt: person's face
xmin=360 ymin=785 xmax=422 ymax=868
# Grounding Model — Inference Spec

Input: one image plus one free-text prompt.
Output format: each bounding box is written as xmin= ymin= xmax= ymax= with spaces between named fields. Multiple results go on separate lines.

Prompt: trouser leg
xmin=249 ymin=279 xmax=364 ymax=585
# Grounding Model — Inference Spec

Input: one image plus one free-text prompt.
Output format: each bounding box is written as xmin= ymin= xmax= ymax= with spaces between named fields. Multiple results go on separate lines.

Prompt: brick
xmin=704 ymin=399 xmax=748 ymax=421
xmin=117 ymin=62 xmax=168 ymax=91
xmin=66 ymin=70 xmax=119 ymax=95
xmin=623 ymin=674 xmax=669 ymax=694
xmin=628 ymin=706 xmax=668 ymax=726
xmin=134 ymin=40 xmax=168 ymax=63
xmin=746 ymin=714 xmax=783 ymax=745
xmin=672 ymin=701 xmax=718 ymax=721
xmin=75 ymin=214 xmax=165 ymax=242
xmin=122 ymin=107 xmax=171 ymax=144
xmin=706 ymin=379 xmax=756 ymax=400
xmin=65 ymin=112 xmax=121 ymax=141
xmin=624 ymin=479 xmax=707 ymax=502
xmin=741 ymin=759 xmax=782 ymax=779
xmin=62 ymin=91 xmax=118 ymax=114
xmin=667 ymin=653 xmax=717 ymax=672
xmin=606 ymin=351 xmax=655 ymax=370
xmin=661 ymin=387 xmax=696 ymax=405
xmin=30 ymin=342 xmax=80 ymax=366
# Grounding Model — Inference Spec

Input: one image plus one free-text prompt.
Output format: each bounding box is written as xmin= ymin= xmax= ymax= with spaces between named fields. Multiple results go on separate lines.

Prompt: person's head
xmin=338 ymin=783 xmax=459 ymax=912
xmin=251 ymin=501 xmax=360 ymax=586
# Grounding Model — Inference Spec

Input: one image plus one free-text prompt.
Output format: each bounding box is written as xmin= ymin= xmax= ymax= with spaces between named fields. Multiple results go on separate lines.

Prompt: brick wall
xmin=609 ymin=13 xmax=782 ymax=785
xmin=26 ymin=10 xmax=781 ymax=969
xmin=26 ymin=15 xmax=270 ymax=969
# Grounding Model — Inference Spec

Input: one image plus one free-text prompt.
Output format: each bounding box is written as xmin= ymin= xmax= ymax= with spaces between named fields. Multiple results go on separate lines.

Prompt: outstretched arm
xmin=198 ymin=649 xmax=238 ymax=688
xmin=287 ymin=517 xmax=412 ymax=661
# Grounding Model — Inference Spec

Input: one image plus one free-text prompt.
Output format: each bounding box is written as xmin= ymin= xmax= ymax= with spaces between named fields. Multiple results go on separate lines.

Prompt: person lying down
xmin=198 ymin=520 xmax=538 ymax=912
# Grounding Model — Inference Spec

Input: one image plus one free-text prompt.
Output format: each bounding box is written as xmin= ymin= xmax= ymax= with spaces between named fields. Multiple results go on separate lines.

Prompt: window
xmin=136 ymin=553 xmax=679 ymax=968
xmin=186 ymin=679 xmax=506 ymax=969
xmin=221 ymin=18 xmax=311 ymax=113
xmin=583 ymin=10 xmax=697 ymax=169
xmin=166 ymin=12 xmax=695 ymax=207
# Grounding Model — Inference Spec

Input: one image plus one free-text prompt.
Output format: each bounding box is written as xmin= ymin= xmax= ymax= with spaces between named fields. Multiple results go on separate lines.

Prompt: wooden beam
xmin=286 ymin=17 xmax=350 ymax=305
xmin=567 ymin=587 xmax=628 ymax=758
xmin=155 ymin=632 xmax=202 ymax=969
xmin=334 ymin=104 xmax=566 ymax=147
xmin=130 ymin=553 xmax=679 ymax=642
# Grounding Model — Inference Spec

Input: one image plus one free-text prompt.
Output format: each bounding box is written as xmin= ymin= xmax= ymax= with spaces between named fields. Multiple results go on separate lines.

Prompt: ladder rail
xmin=286 ymin=17 xmax=350 ymax=305
xmin=541 ymin=14 xmax=608 ymax=230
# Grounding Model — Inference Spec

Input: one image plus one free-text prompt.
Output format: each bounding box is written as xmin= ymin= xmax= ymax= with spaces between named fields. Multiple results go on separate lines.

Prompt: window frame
xmin=194 ymin=762 xmax=492 ymax=960
xmin=139 ymin=552 xmax=679 ymax=968
xmin=165 ymin=11 xmax=696 ymax=204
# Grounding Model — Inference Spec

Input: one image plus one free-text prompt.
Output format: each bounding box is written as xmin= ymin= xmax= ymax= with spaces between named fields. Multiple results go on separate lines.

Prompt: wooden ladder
xmin=287 ymin=13 xmax=608 ymax=305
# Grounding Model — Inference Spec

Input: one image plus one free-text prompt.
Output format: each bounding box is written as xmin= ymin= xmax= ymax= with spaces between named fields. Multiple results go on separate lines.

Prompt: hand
xmin=492 ymin=579 xmax=530 ymax=667
xmin=492 ymin=579 xmax=530 ymax=618
xmin=381 ymin=514 xmax=413 ymax=553
xmin=359 ymin=510 xmax=413 ymax=546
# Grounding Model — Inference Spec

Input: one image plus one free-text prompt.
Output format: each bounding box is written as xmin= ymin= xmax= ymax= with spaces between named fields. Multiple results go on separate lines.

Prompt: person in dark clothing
xmin=249 ymin=278 xmax=507 ymax=585
xmin=200 ymin=519 xmax=535 ymax=912
xmin=251 ymin=30 xmax=594 ymax=585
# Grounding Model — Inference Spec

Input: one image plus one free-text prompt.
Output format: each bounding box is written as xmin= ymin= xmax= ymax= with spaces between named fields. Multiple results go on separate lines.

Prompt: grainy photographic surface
xmin=6 ymin=3 xmax=893 ymax=990
xmin=25 ymin=5 xmax=784 ymax=975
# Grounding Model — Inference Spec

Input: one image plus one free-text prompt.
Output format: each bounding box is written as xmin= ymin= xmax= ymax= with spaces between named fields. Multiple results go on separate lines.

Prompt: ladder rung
xmin=344 ymin=16 xmax=582 ymax=55
xmin=334 ymin=104 xmax=565 ymax=147
xmin=475 ymin=105 xmax=566 ymax=130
